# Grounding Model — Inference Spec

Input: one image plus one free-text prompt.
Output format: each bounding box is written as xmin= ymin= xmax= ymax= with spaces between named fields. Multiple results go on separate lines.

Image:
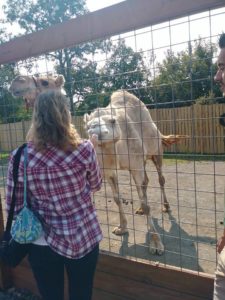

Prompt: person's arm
xmin=217 ymin=228 xmax=225 ymax=254
xmin=86 ymin=142 xmax=102 ymax=193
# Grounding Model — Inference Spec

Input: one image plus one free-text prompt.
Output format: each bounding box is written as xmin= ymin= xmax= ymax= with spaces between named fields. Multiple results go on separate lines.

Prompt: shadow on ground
xmin=118 ymin=211 xmax=216 ymax=273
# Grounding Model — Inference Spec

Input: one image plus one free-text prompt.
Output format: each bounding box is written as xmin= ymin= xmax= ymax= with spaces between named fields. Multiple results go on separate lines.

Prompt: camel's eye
xmin=41 ymin=80 xmax=49 ymax=86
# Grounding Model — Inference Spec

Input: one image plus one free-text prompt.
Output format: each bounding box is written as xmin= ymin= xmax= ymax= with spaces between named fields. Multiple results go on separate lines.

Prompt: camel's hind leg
xmin=131 ymin=168 xmax=164 ymax=255
xmin=106 ymin=172 xmax=128 ymax=235
xmin=151 ymin=154 xmax=170 ymax=213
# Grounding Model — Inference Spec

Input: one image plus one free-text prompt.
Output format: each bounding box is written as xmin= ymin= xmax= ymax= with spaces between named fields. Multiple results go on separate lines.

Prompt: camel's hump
xmin=111 ymin=90 xmax=145 ymax=108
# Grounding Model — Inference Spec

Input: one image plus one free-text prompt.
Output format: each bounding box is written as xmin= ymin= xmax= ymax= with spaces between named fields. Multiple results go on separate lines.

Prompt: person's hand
xmin=217 ymin=235 xmax=225 ymax=254
xmin=89 ymin=134 xmax=98 ymax=148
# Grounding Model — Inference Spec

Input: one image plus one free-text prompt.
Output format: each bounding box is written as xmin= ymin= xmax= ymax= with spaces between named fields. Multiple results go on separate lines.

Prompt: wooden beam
xmin=0 ymin=0 xmax=224 ymax=64
xmin=96 ymin=253 xmax=214 ymax=299
xmin=11 ymin=253 xmax=214 ymax=299
xmin=0 ymin=194 xmax=13 ymax=289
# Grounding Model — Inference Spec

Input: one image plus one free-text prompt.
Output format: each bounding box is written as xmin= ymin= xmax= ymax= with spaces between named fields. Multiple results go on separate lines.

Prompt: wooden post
xmin=0 ymin=193 xmax=13 ymax=289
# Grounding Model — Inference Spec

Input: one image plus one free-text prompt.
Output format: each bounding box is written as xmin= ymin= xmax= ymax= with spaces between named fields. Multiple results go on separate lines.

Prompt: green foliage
xmin=75 ymin=38 xmax=152 ymax=114
xmin=2 ymin=0 xmax=223 ymax=115
xmin=195 ymin=91 xmax=216 ymax=105
xmin=101 ymin=39 xmax=147 ymax=91
xmin=0 ymin=37 xmax=30 ymax=123
xmin=0 ymin=89 xmax=31 ymax=124
xmin=0 ymin=63 xmax=25 ymax=123
xmin=3 ymin=0 xmax=88 ymax=32
xmin=75 ymin=93 xmax=108 ymax=116
xmin=152 ymin=39 xmax=221 ymax=107
xmin=3 ymin=0 xmax=109 ymax=114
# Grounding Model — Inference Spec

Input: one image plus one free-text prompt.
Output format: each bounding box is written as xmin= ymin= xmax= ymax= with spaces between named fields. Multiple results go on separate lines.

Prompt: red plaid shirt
xmin=6 ymin=140 xmax=103 ymax=259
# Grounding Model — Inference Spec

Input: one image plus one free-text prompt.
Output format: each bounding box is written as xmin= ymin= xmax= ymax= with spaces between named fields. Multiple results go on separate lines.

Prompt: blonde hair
xmin=27 ymin=90 xmax=81 ymax=151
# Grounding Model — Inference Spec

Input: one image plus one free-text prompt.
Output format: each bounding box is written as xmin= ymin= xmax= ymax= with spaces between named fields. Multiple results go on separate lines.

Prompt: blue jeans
xmin=28 ymin=244 xmax=99 ymax=300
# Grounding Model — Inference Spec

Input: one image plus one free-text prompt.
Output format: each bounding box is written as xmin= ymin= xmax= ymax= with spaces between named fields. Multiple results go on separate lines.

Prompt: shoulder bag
xmin=0 ymin=144 xmax=43 ymax=267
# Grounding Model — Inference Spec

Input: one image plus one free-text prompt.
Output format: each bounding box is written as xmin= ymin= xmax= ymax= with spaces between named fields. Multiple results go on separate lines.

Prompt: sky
xmin=86 ymin=0 xmax=125 ymax=12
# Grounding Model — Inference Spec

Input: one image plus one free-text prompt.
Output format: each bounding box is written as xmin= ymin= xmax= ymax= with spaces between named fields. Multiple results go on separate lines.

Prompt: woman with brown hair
xmin=6 ymin=90 xmax=102 ymax=300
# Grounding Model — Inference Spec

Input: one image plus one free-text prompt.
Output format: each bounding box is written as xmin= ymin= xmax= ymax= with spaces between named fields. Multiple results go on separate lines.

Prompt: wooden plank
xmin=93 ymin=288 xmax=131 ymax=300
xmin=0 ymin=193 xmax=13 ymax=290
xmin=198 ymin=105 xmax=203 ymax=154
xmin=178 ymin=107 xmax=182 ymax=152
xmin=217 ymin=104 xmax=224 ymax=153
xmin=212 ymin=104 xmax=217 ymax=154
xmin=0 ymin=0 xmax=225 ymax=64
xmin=186 ymin=106 xmax=192 ymax=153
xmin=189 ymin=106 xmax=194 ymax=153
xmin=9 ymin=253 xmax=214 ymax=300
xmin=207 ymin=105 xmax=212 ymax=154
xmin=206 ymin=105 xmax=211 ymax=154
xmin=215 ymin=105 xmax=221 ymax=153
xmin=199 ymin=105 xmax=204 ymax=154
xmin=97 ymin=254 xmax=214 ymax=298
xmin=195 ymin=105 xmax=200 ymax=153
xmin=11 ymin=264 xmax=39 ymax=294
xmin=94 ymin=270 xmax=211 ymax=300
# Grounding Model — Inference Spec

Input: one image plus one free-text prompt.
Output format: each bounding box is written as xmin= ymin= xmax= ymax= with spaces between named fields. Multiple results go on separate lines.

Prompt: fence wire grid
xmin=0 ymin=4 xmax=225 ymax=276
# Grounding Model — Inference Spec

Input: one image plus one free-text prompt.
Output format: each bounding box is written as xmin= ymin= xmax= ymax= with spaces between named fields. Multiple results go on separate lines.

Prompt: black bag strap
xmin=5 ymin=143 xmax=27 ymax=234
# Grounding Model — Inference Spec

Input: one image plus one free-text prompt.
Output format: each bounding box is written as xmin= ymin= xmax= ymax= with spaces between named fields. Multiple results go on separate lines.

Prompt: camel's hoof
xmin=149 ymin=247 xmax=164 ymax=256
xmin=149 ymin=241 xmax=164 ymax=255
xmin=162 ymin=205 xmax=171 ymax=213
xmin=112 ymin=226 xmax=128 ymax=235
xmin=135 ymin=207 xmax=144 ymax=215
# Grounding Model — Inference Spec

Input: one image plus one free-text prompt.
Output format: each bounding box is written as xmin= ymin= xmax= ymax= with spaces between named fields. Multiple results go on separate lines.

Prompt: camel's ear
xmin=83 ymin=113 xmax=90 ymax=124
xmin=55 ymin=75 xmax=65 ymax=87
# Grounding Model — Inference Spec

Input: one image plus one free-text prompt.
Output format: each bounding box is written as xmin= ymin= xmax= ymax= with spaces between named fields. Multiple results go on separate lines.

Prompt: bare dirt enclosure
xmin=0 ymin=158 xmax=224 ymax=276
xmin=93 ymin=159 xmax=225 ymax=275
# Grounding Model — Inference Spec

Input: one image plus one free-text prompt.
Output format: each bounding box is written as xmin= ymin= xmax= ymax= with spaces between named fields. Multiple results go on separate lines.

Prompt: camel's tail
xmin=162 ymin=135 xmax=189 ymax=147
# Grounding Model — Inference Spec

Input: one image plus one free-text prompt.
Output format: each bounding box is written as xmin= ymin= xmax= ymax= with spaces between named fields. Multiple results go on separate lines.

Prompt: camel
xmin=9 ymin=74 xmax=187 ymax=254
xmin=9 ymin=74 xmax=65 ymax=109
xmin=84 ymin=90 xmax=187 ymax=255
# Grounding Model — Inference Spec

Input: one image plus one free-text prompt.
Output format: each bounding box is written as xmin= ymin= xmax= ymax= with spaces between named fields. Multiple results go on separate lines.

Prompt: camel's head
xmin=9 ymin=74 xmax=65 ymax=109
xmin=84 ymin=113 xmax=121 ymax=144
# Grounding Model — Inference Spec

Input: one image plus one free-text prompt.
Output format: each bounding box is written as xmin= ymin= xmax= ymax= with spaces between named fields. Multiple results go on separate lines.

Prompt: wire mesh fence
xmin=0 ymin=3 xmax=225 ymax=277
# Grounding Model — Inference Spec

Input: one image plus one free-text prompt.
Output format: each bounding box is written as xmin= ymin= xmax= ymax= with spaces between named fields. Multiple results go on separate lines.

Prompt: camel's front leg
xmin=148 ymin=216 xmax=164 ymax=255
xmin=131 ymin=169 xmax=164 ymax=255
xmin=106 ymin=172 xmax=128 ymax=235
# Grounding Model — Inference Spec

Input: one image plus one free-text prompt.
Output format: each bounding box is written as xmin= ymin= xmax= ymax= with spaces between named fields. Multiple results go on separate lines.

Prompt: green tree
xmin=101 ymin=38 xmax=152 ymax=104
xmin=3 ymin=0 xmax=110 ymax=114
xmin=102 ymin=39 xmax=148 ymax=92
xmin=75 ymin=38 xmax=153 ymax=114
xmin=70 ymin=60 xmax=106 ymax=115
xmin=152 ymin=39 xmax=221 ymax=107
xmin=3 ymin=0 xmax=88 ymax=32
xmin=0 ymin=29 xmax=29 ymax=123
xmin=0 ymin=63 xmax=31 ymax=123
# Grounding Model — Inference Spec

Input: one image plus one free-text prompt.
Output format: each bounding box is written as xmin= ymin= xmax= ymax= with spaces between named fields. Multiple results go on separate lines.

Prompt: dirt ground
xmin=0 ymin=159 xmax=224 ymax=275
xmin=93 ymin=159 xmax=225 ymax=275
